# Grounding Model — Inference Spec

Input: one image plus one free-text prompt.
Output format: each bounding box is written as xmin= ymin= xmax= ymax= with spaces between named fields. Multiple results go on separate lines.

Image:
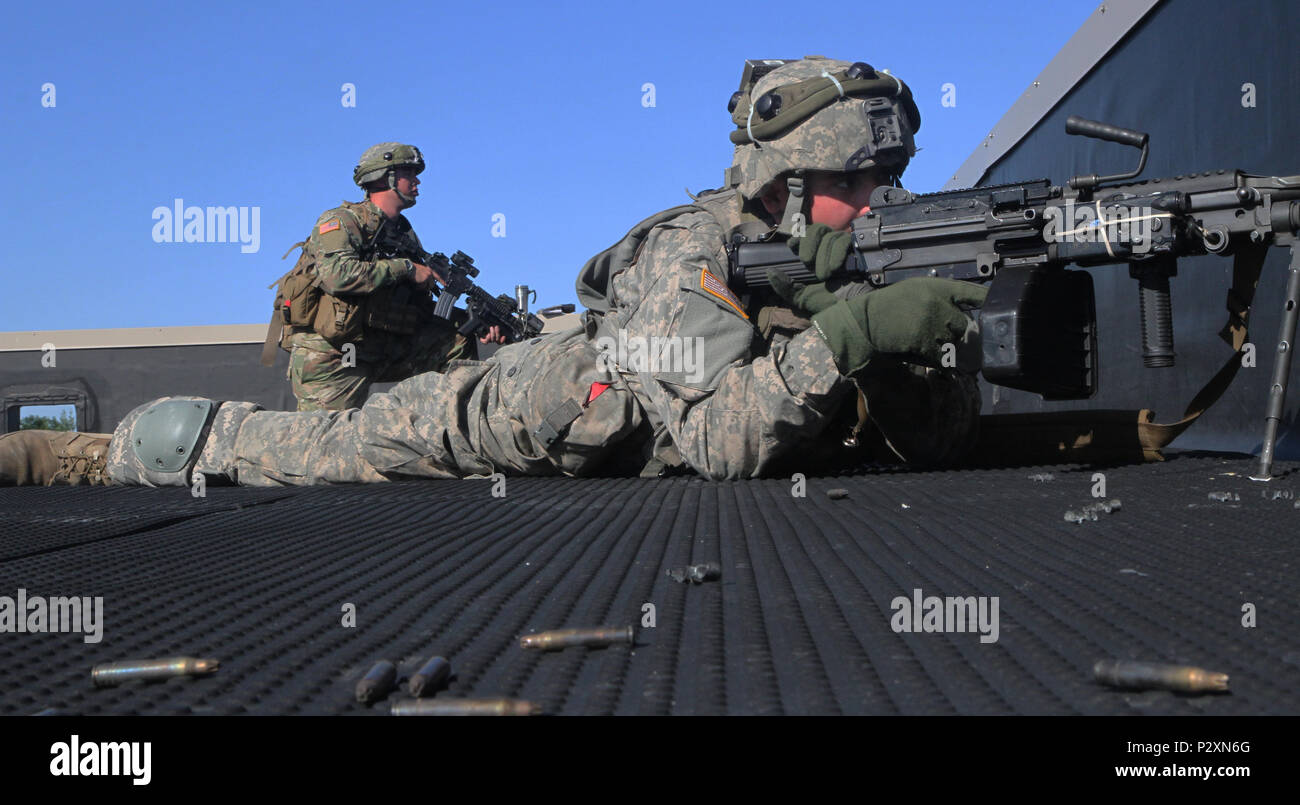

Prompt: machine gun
xmin=427 ymin=250 xmax=548 ymax=343
xmin=729 ymin=116 xmax=1300 ymax=479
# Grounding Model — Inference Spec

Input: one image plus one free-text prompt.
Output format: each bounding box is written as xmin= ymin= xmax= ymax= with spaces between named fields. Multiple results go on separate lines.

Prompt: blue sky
xmin=1 ymin=0 xmax=1094 ymax=331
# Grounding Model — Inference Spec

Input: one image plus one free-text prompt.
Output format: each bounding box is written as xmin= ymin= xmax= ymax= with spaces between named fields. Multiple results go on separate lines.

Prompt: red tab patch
xmin=318 ymin=219 xmax=340 ymax=234
xmin=700 ymin=268 xmax=749 ymax=319
xmin=585 ymin=382 xmax=611 ymax=407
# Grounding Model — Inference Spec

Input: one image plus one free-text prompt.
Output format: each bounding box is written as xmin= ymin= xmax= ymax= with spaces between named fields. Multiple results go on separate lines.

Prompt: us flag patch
xmin=699 ymin=268 xmax=748 ymax=319
xmin=318 ymin=219 xmax=340 ymax=234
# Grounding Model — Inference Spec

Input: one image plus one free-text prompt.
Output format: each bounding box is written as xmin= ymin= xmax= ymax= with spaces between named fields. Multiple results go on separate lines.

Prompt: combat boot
xmin=0 ymin=430 xmax=113 ymax=486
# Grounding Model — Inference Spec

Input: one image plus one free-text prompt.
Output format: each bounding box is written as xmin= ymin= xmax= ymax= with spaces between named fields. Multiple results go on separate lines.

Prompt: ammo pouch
xmin=310 ymin=286 xmax=426 ymax=347
xmin=278 ymin=256 xmax=322 ymax=328
xmin=362 ymin=284 xmax=422 ymax=336
xmin=263 ymin=246 xmax=326 ymax=364
xmin=312 ymin=293 xmax=366 ymax=347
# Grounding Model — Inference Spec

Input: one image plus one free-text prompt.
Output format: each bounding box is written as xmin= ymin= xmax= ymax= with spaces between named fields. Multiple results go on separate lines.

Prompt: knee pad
xmin=131 ymin=399 xmax=214 ymax=472
xmin=107 ymin=397 xmax=219 ymax=487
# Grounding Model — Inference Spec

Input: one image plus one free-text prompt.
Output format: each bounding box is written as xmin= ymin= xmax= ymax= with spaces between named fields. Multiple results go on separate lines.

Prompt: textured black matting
xmin=0 ymin=485 xmax=302 ymax=562
xmin=1 ymin=454 xmax=1297 ymax=715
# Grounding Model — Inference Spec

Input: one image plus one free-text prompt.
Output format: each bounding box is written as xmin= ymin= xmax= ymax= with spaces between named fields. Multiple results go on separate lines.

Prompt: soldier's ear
xmin=759 ymin=185 xmax=787 ymax=217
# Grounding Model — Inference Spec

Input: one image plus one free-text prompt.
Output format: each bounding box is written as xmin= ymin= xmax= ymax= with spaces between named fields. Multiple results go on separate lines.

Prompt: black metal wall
xmin=978 ymin=0 xmax=1300 ymax=457
xmin=0 ymin=344 xmax=294 ymax=434
xmin=0 ymin=338 xmax=502 ymax=433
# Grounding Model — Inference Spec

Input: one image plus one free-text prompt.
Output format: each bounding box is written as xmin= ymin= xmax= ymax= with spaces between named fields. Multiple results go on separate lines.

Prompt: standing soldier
xmin=269 ymin=142 xmax=502 ymax=411
xmin=3 ymin=58 xmax=984 ymax=487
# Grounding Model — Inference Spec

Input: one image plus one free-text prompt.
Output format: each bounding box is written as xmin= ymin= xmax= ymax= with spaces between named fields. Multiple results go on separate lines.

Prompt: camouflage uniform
xmin=103 ymin=58 xmax=980 ymax=487
xmin=285 ymin=198 xmax=472 ymax=411
xmin=107 ymin=191 xmax=977 ymax=487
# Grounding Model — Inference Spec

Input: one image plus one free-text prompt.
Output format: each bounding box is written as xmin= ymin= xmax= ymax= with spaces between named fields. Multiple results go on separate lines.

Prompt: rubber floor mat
xmin=0 ymin=453 xmax=1295 ymax=715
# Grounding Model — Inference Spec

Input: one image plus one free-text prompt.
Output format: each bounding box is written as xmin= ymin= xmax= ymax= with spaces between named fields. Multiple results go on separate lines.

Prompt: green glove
xmin=811 ymin=278 xmax=988 ymax=374
xmin=789 ymin=223 xmax=854 ymax=282
xmin=766 ymin=269 xmax=838 ymax=315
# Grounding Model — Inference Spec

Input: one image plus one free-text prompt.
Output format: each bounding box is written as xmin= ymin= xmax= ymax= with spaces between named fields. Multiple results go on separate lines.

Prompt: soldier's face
xmin=804 ymin=170 xmax=881 ymax=230
xmin=761 ymin=169 xmax=883 ymax=231
xmin=394 ymin=169 xmax=420 ymax=200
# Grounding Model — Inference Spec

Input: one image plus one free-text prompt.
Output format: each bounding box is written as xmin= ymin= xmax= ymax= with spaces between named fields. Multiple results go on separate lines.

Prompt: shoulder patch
xmin=318 ymin=219 xmax=341 ymax=234
xmin=700 ymin=268 xmax=749 ymax=319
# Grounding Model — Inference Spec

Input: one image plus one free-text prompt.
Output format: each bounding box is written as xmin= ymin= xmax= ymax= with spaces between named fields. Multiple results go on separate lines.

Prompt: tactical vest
xmin=263 ymin=201 xmax=428 ymax=364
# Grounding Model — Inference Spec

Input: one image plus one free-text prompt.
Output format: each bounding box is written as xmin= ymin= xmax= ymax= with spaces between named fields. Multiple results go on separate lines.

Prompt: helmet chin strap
xmin=388 ymin=170 xmax=418 ymax=208
xmin=775 ymin=174 xmax=806 ymax=236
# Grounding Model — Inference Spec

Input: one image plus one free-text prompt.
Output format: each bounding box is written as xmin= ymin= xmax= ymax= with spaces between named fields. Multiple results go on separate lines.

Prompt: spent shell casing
xmin=667 ymin=562 xmax=722 ymax=583
xmin=408 ymin=656 xmax=452 ymax=697
xmin=1093 ymin=659 xmax=1230 ymax=693
xmin=91 ymin=657 xmax=219 ymax=687
xmin=391 ymin=699 xmax=537 ymax=716
xmin=686 ymin=562 xmax=722 ymax=583
xmin=518 ymin=626 xmax=635 ymax=651
xmin=355 ymin=660 xmax=398 ymax=704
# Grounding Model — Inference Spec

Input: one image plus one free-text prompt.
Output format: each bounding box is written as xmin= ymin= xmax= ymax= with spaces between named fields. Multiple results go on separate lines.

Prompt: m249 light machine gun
xmin=428 ymin=250 xmax=550 ymax=343
xmin=730 ymin=116 xmax=1300 ymax=479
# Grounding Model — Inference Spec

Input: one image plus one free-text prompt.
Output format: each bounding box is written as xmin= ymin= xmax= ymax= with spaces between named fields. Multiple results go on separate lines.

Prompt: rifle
xmin=729 ymin=116 xmax=1300 ymax=478
xmin=427 ymin=250 xmax=549 ymax=343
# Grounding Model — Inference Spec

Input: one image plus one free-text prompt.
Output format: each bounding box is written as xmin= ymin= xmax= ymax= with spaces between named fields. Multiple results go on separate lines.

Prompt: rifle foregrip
xmin=1137 ymin=274 xmax=1175 ymax=368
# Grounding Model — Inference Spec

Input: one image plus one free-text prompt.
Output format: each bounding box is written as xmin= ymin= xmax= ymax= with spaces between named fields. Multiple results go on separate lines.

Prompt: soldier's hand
xmin=789 ymin=223 xmax=855 ymax=282
xmin=411 ymin=263 xmax=445 ymax=289
xmin=767 ymin=269 xmax=838 ymax=315
xmin=811 ymin=278 xmax=987 ymax=374
xmin=480 ymin=325 xmax=508 ymax=344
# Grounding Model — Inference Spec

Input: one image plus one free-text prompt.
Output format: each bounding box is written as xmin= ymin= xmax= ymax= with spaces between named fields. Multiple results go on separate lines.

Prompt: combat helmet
xmin=353 ymin=142 xmax=426 ymax=205
xmin=726 ymin=57 xmax=921 ymax=233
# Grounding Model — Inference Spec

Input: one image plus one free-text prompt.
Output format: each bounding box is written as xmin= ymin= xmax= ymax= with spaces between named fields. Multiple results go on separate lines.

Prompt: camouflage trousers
xmin=286 ymin=316 xmax=473 ymax=412
xmin=108 ymin=327 xmax=647 ymax=487
xmin=104 ymin=331 xmax=980 ymax=488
